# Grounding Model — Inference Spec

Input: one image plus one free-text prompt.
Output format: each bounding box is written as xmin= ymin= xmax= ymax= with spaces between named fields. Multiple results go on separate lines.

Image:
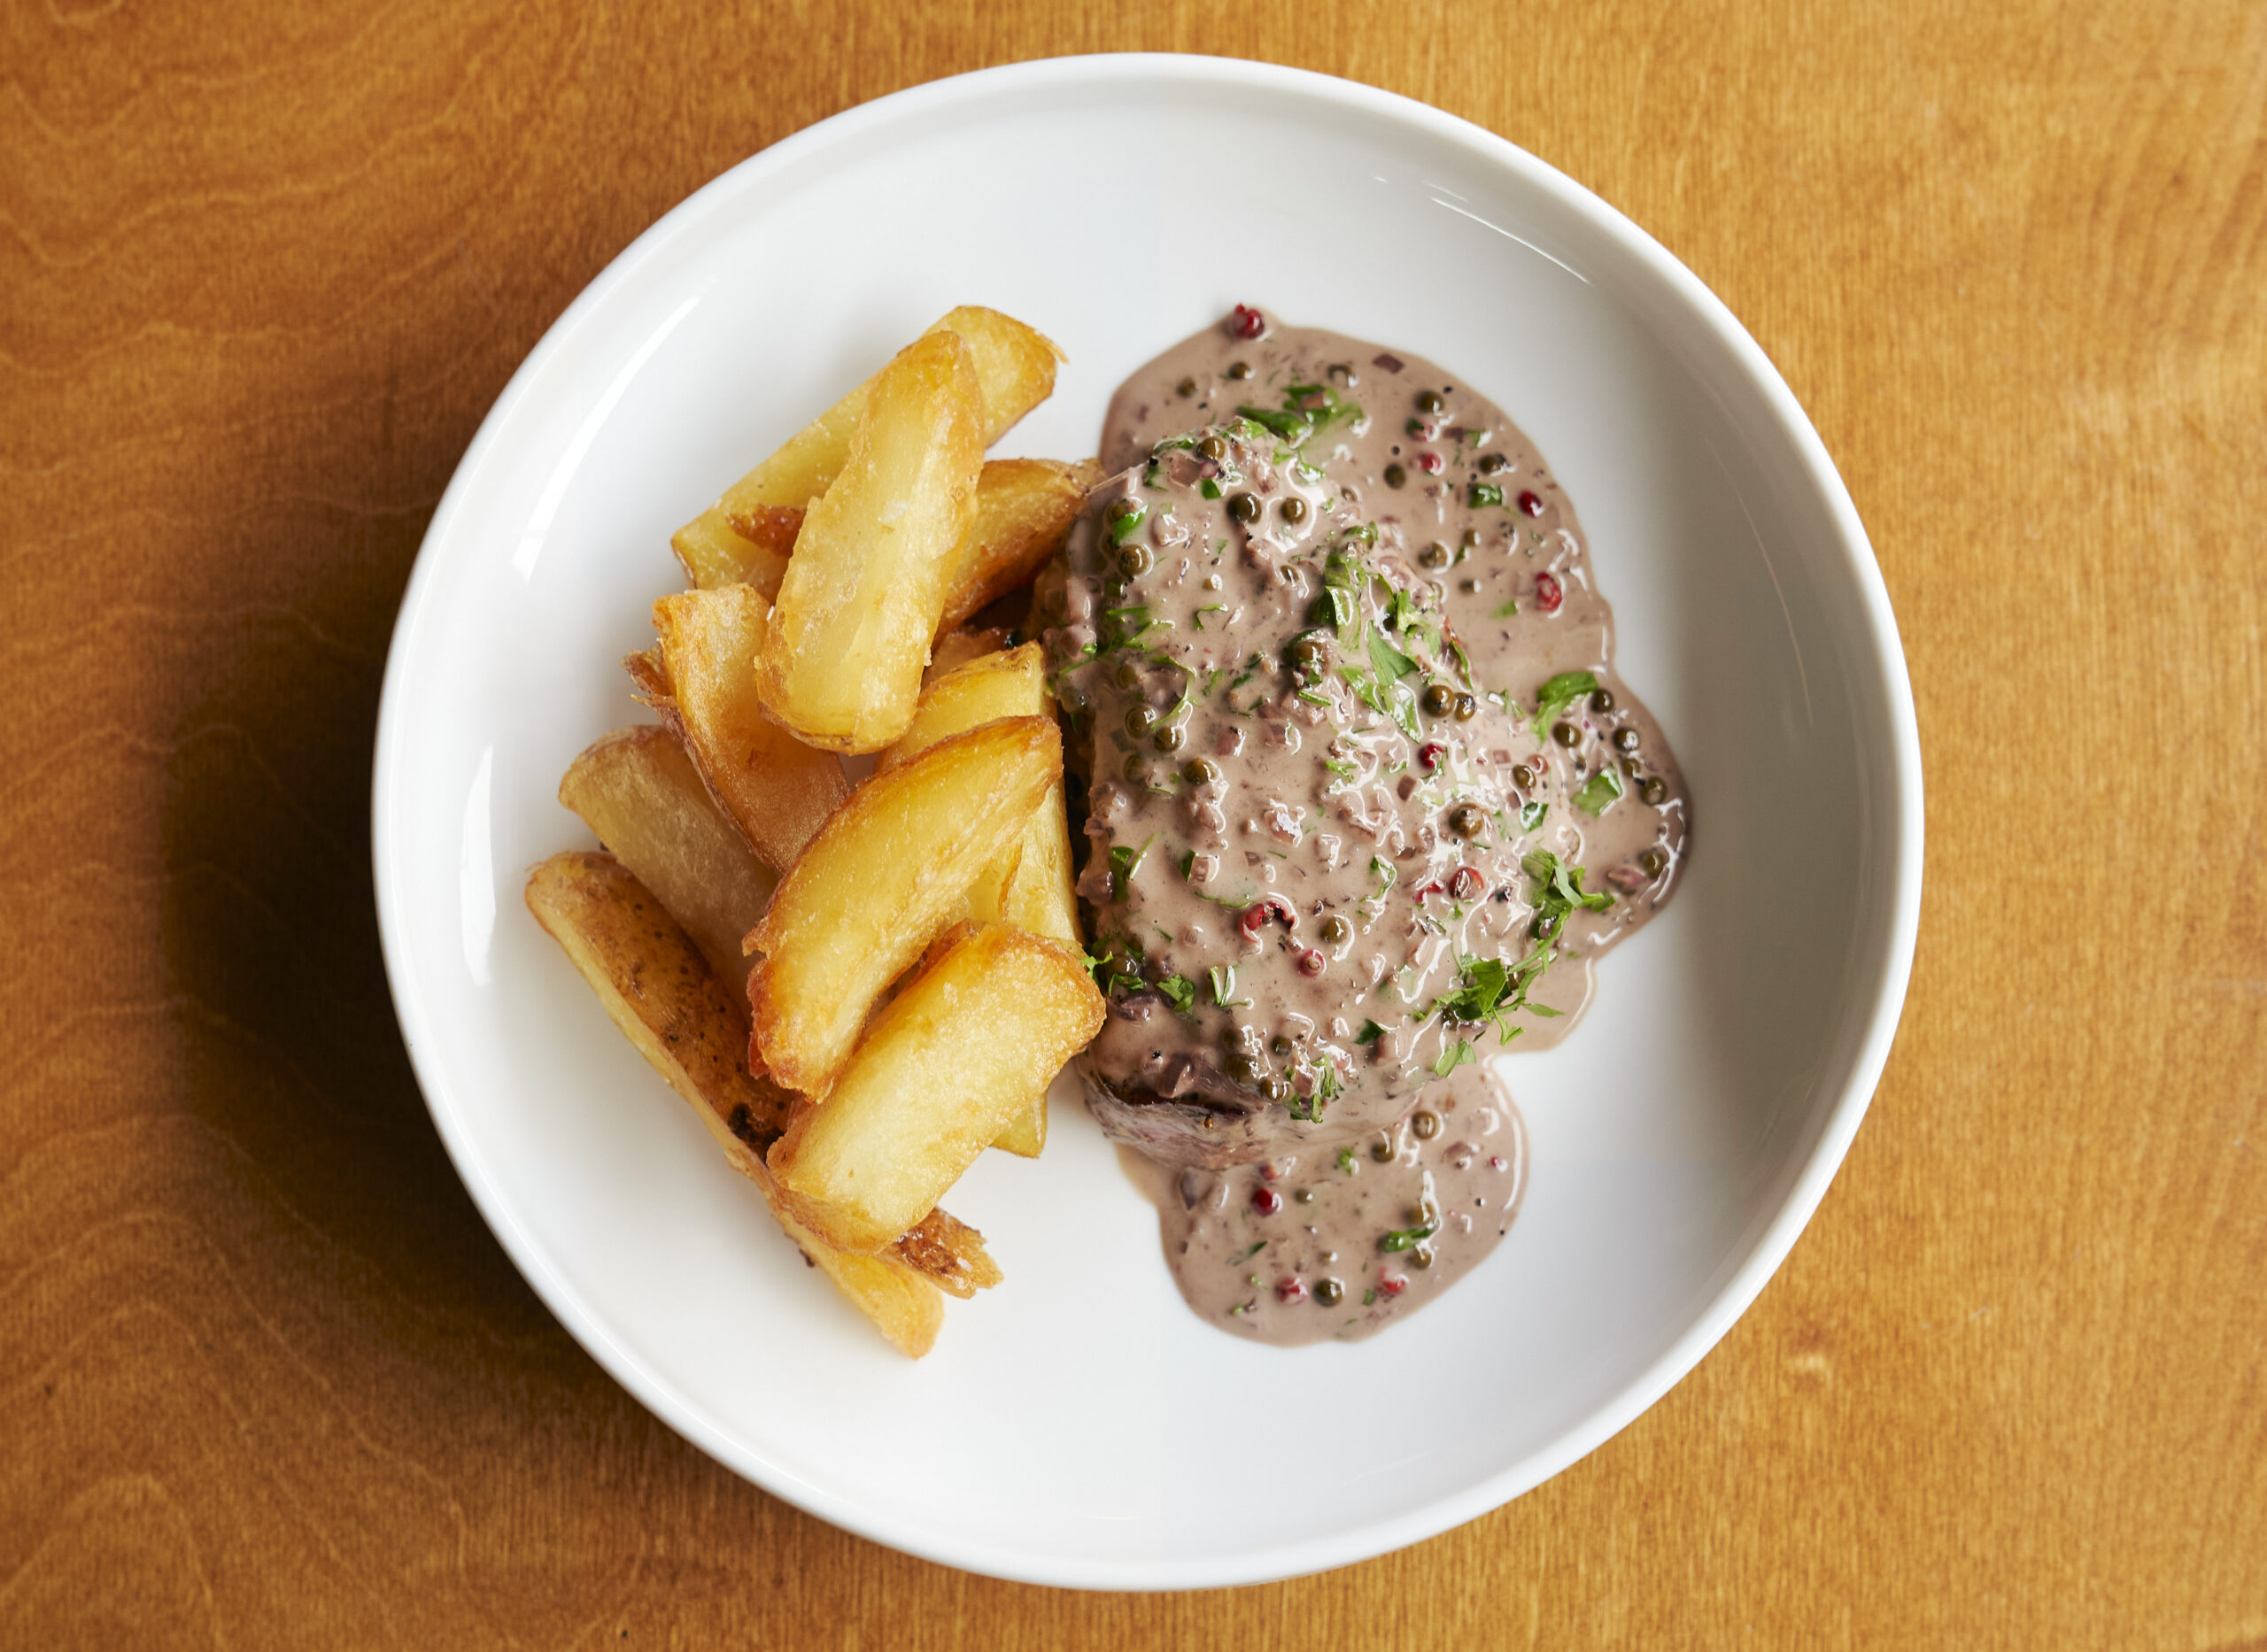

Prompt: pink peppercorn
xmin=1252 ymin=1186 xmax=1284 ymax=1216
xmin=1535 ymin=572 xmax=1564 ymax=614
xmin=1276 ymin=1277 xmax=1308 ymax=1304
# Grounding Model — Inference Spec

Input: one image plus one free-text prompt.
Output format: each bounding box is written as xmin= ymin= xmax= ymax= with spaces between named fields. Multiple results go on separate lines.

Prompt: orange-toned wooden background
xmin=4 ymin=3 xmax=2262 ymax=1646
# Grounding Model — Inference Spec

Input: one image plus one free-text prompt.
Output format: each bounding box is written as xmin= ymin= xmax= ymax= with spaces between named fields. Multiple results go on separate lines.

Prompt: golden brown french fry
xmin=882 ymin=644 xmax=1081 ymax=948
xmin=769 ymin=924 xmax=1105 ymax=1254
xmin=524 ymin=852 xmax=945 ymax=1356
xmin=559 ymin=726 xmax=776 ymax=988
xmin=935 ymin=459 xmax=1085 ymax=633
xmin=635 ymin=584 xmax=849 ymax=868
xmin=672 ymin=307 xmax=1064 ymax=591
xmin=754 ymin=332 xmax=985 ymax=753
xmin=679 ymin=458 xmax=1086 ymax=614
xmin=1065 ymin=458 xmax=1106 ymax=490
xmin=924 ymin=624 xmax=1011 ymax=684
xmin=746 ymin=717 xmax=1062 ymax=1092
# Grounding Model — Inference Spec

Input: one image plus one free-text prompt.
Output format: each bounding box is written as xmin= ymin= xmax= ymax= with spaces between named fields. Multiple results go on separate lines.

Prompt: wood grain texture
xmin=4 ymin=0 xmax=2263 ymax=1645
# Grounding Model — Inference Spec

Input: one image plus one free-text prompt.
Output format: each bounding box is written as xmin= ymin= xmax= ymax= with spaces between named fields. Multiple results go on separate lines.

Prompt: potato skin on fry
xmin=638 ymin=584 xmax=849 ymax=868
xmin=522 ymin=852 xmax=948 ymax=1358
xmin=756 ymin=330 xmax=986 ymax=753
xmin=769 ymin=923 xmax=1106 ymax=1254
xmin=747 ymin=716 xmax=1062 ymax=1093
xmin=672 ymin=306 xmax=1063 ymax=592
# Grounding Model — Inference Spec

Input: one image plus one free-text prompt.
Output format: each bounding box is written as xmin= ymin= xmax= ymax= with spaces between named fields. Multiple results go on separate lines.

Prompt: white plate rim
xmin=371 ymin=51 xmax=1924 ymax=1589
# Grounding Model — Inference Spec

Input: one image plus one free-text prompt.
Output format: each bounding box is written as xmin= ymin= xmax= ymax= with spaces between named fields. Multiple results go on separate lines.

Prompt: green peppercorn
xmin=1319 ymin=915 xmax=1351 ymax=946
xmin=1271 ymin=1034 xmax=1294 ymax=1057
xmin=1371 ymin=1135 xmax=1397 ymax=1163
xmin=1226 ymin=1050 xmax=1259 ymax=1083
xmin=1461 ymin=528 xmax=1481 ymax=549
xmin=1315 ymin=1278 xmax=1345 ymax=1306
xmin=1226 ymin=360 xmax=1251 ymax=380
xmin=1263 ymin=1076 xmax=1293 ymax=1103
xmin=1448 ymin=804 xmax=1486 ymax=838
xmin=1613 ymin=726 xmax=1640 ymax=754
xmin=1198 ymin=434 xmax=1227 ymax=459
xmin=1552 ymin=721 xmax=1582 ymax=748
xmin=1641 ymin=776 xmax=1669 ymax=807
xmin=1639 ymin=846 xmax=1669 ymax=876
xmin=1122 ymin=753 xmax=1149 ymax=784
xmin=1590 ymin=688 xmax=1615 ymax=714
xmin=1279 ymin=497 xmax=1308 ymax=524
xmin=1411 ymin=1108 xmax=1441 ymax=1140
xmin=1420 ymin=542 xmax=1451 ymax=568
xmin=1106 ymin=497 xmax=1140 ymax=526
xmin=1421 ymin=683 xmax=1454 ymax=716
xmin=1152 ymin=723 xmax=1185 ymax=753
xmin=1453 ymin=693 xmax=1477 ymax=722
xmin=1290 ymin=633 xmax=1329 ymax=677
xmin=1416 ymin=389 xmax=1446 ymax=413
xmin=1512 ymin=763 xmax=1537 ymax=790
xmin=1383 ymin=464 xmax=1407 ymax=489
xmin=1531 ymin=910 xmax=1561 ymax=939
xmin=1181 ymin=757 xmax=1220 ymax=785
xmin=1411 ymin=1242 xmax=1435 ymax=1270
xmin=1121 ymin=544 xmax=1157 ymax=578
xmin=1227 ymin=491 xmax=1261 ymax=524
xmin=1125 ymin=705 xmax=1158 ymax=737
xmin=1295 ymin=1185 xmax=1316 ymax=1204
xmin=1177 ymin=377 xmax=1197 ymax=398
xmin=1477 ymin=452 xmax=1507 ymax=475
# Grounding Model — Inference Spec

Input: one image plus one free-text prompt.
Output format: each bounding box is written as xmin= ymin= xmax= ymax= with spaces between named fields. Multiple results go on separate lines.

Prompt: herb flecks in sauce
xmin=1050 ymin=309 xmax=1689 ymax=1345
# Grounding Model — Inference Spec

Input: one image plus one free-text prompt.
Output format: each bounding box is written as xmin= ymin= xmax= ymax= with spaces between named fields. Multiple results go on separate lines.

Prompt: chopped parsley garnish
xmin=1367 ymin=629 xmax=1419 ymax=683
xmin=1573 ymin=768 xmax=1626 ymax=816
xmin=1102 ymin=605 xmax=1167 ymax=652
xmin=1316 ymin=585 xmax=1357 ymax=628
xmin=1431 ymin=1038 xmax=1475 ymax=1077
xmin=1199 ymin=477 xmax=1223 ymax=499
xmin=1468 ymin=482 xmax=1505 ymax=508
xmin=1232 ymin=1241 xmax=1265 ymax=1264
xmin=1337 ymin=1146 xmax=1358 ymax=1173
xmin=1524 ymin=848 xmax=1613 ymax=922
xmin=1208 ymin=965 xmax=1246 ymax=1007
xmin=1109 ymin=503 xmax=1149 ymax=544
xmin=1355 ymin=1019 xmax=1386 ymax=1045
xmin=1155 ymin=974 xmax=1196 ymax=1013
xmin=1108 ymin=838 xmax=1155 ymax=901
xmin=1380 ymin=1217 xmax=1440 ymax=1252
xmin=1519 ymin=799 xmax=1549 ymax=831
xmin=1492 ymin=598 xmax=1520 ymax=618
xmin=1529 ymin=669 xmax=1598 ymax=738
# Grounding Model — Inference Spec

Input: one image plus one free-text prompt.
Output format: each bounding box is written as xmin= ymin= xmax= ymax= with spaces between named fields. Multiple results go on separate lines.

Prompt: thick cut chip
xmin=769 ymin=923 xmax=1105 ymax=1254
xmin=882 ymin=645 xmax=1081 ymax=947
xmin=746 ymin=717 xmax=1061 ymax=1092
xmin=754 ymin=331 xmax=985 ymax=752
xmin=635 ymin=584 xmax=848 ymax=868
xmin=558 ymin=725 xmax=775 ymax=988
xmin=523 ymin=852 xmax=947 ymax=1356
xmin=934 ymin=459 xmax=1084 ymax=633
xmin=670 ymin=459 xmax=1086 ymax=614
xmin=672 ymin=307 xmax=1063 ymax=591
xmin=925 ymin=624 xmax=1011 ymax=685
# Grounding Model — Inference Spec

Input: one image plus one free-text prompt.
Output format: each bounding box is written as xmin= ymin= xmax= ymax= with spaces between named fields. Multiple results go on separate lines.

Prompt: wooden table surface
xmin=5 ymin=2 xmax=2263 ymax=1645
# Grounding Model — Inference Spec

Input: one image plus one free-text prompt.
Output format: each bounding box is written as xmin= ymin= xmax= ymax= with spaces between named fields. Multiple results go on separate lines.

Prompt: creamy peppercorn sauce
xmin=1039 ymin=311 xmax=1687 ymax=1343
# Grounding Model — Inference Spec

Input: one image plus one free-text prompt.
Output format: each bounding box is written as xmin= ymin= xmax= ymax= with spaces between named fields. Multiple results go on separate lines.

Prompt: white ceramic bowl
xmin=373 ymin=55 xmax=1922 ymax=1589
